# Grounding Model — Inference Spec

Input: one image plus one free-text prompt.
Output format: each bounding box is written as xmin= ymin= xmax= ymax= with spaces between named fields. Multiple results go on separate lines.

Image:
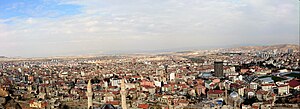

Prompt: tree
xmin=243 ymin=97 xmax=258 ymax=105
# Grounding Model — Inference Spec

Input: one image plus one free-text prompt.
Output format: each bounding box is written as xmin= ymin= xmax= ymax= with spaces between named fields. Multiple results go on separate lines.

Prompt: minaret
xmin=87 ymin=79 xmax=93 ymax=109
xmin=225 ymin=86 xmax=228 ymax=104
xmin=121 ymin=79 xmax=127 ymax=109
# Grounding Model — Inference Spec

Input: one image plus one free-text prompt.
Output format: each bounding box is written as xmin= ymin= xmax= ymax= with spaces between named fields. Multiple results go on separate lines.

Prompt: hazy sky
xmin=0 ymin=0 xmax=299 ymax=57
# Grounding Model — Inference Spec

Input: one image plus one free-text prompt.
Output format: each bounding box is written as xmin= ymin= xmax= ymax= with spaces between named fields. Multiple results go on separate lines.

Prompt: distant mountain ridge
xmin=1 ymin=44 xmax=299 ymax=60
xmin=225 ymin=44 xmax=300 ymax=52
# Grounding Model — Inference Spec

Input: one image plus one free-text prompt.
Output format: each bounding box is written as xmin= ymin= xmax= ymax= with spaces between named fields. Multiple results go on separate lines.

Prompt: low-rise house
xmin=207 ymin=90 xmax=224 ymax=100
xmin=140 ymin=79 xmax=155 ymax=87
xmin=141 ymin=86 xmax=156 ymax=94
xmin=177 ymin=99 xmax=189 ymax=107
xmin=102 ymin=93 xmax=115 ymax=103
xmin=29 ymin=100 xmax=48 ymax=108
xmin=250 ymin=82 xmax=258 ymax=90
xmin=261 ymin=83 xmax=275 ymax=91
xmin=256 ymin=90 xmax=276 ymax=104
xmin=256 ymin=90 xmax=268 ymax=101
xmin=277 ymin=85 xmax=289 ymax=95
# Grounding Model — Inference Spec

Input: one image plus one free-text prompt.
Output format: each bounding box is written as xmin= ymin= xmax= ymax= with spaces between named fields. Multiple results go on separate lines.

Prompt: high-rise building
xmin=164 ymin=64 xmax=168 ymax=73
xmin=214 ymin=61 xmax=224 ymax=77
xmin=87 ymin=80 xmax=93 ymax=109
xmin=288 ymin=49 xmax=293 ymax=54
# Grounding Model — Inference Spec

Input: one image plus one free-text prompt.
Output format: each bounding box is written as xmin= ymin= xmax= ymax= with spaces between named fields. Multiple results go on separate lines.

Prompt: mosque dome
xmin=100 ymin=104 xmax=115 ymax=109
xmin=229 ymin=91 xmax=239 ymax=98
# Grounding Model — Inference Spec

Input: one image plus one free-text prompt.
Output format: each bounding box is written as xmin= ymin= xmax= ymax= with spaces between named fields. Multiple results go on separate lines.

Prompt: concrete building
xmin=214 ymin=61 xmax=224 ymax=77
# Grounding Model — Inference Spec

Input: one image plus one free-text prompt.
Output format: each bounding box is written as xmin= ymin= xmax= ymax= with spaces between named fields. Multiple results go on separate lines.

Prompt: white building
xmin=170 ymin=73 xmax=175 ymax=81
xmin=278 ymin=85 xmax=289 ymax=96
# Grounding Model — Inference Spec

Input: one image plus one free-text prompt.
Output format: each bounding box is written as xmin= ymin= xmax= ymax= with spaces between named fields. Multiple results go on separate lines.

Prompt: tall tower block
xmin=87 ymin=80 xmax=93 ymax=109
xmin=214 ymin=61 xmax=224 ymax=77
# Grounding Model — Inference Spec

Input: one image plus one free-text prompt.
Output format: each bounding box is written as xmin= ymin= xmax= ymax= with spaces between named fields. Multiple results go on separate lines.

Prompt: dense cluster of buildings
xmin=0 ymin=48 xmax=299 ymax=109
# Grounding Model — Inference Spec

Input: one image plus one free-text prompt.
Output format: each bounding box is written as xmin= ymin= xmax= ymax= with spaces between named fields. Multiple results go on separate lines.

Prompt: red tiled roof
xmin=278 ymin=85 xmax=288 ymax=87
xmin=128 ymin=88 xmax=137 ymax=91
xmin=143 ymin=85 xmax=155 ymax=89
xmin=108 ymin=86 xmax=118 ymax=89
xmin=178 ymin=99 xmax=189 ymax=103
xmin=261 ymin=83 xmax=275 ymax=86
xmin=244 ymin=88 xmax=254 ymax=92
xmin=111 ymin=91 xmax=119 ymax=95
xmin=289 ymin=80 xmax=300 ymax=87
xmin=106 ymin=100 xmax=120 ymax=105
xmin=271 ymin=93 xmax=276 ymax=97
xmin=230 ymin=83 xmax=243 ymax=89
xmin=256 ymin=90 xmax=268 ymax=95
xmin=29 ymin=100 xmax=35 ymax=104
xmin=138 ymin=104 xmax=149 ymax=109
xmin=207 ymin=90 xmax=224 ymax=94
xmin=252 ymin=105 xmax=259 ymax=109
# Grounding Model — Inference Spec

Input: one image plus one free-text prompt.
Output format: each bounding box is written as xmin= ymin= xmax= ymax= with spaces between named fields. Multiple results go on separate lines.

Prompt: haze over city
xmin=0 ymin=0 xmax=299 ymax=57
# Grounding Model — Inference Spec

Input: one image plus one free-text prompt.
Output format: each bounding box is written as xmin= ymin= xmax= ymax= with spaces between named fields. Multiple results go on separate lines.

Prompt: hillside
xmin=226 ymin=44 xmax=299 ymax=52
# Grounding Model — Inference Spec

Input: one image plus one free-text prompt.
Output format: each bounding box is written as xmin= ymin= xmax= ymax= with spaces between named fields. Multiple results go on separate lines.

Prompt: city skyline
xmin=0 ymin=0 xmax=299 ymax=57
